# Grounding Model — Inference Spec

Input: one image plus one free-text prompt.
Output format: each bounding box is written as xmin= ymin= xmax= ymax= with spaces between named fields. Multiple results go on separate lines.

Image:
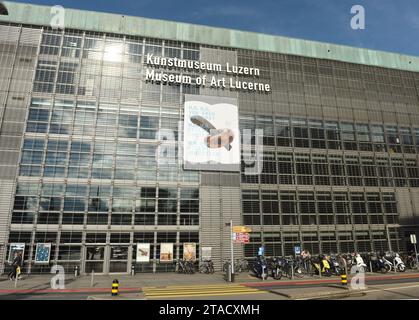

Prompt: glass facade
xmin=1 ymin=8 xmax=419 ymax=274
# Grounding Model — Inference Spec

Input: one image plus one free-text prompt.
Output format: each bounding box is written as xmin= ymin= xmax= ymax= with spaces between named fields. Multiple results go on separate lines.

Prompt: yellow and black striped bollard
xmin=112 ymin=279 xmax=119 ymax=296
xmin=341 ymin=274 xmax=347 ymax=286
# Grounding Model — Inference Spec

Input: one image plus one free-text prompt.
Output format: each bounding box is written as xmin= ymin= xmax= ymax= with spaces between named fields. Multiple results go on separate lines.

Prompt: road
xmin=0 ymin=273 xmax=418 ymax=300
xmin=337 ymin=283 xmax=419 ymax=300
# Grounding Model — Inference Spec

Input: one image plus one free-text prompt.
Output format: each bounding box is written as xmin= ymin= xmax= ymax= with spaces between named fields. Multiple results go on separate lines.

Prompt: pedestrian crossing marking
xmin=142 ymin=284 xmax=264 ymax=299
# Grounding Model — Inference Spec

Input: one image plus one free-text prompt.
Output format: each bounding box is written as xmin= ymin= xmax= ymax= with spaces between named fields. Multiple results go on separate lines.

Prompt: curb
xmin=243 ymin=272 xmax=419 ymax=288
xmin=0 ymin=272 xmax=418 ymax=294
xmin=0 ymin=287 xmax=141 ymax=294
xmin=87 ymin=293 xmax=147 ymax=300
xmin=268 ymin=286 xmax=367 ymax=300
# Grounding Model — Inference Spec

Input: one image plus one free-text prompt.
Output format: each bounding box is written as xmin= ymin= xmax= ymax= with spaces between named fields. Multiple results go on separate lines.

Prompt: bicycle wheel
xmin=199 ymin=265 xmax=207 ymax=274
xmin=241 ymin=260 xmax=249 ymax=272
xmin=223 ymin=262 xmax=230 ymax=275
xmin=189 ymin=263 xmax=196 ymax=274
xmin=273 ymin=267 xmax=283 ymax=280
xmin=284 ymin=266 xmax=292 ymax=279
xmin=293 ymin=266 xmax=305 ymax=278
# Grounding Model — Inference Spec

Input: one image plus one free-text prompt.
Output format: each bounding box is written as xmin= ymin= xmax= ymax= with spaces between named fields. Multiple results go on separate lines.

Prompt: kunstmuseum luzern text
xmin=145 ymin=53 xmax=271 ymax=92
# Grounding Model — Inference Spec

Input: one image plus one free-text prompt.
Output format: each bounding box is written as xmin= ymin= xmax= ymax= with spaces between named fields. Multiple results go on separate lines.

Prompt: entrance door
xmin=85 ymin=246 xmax=105 ymax=273
xmin=109 ymin=245 xmax=129 ymax=273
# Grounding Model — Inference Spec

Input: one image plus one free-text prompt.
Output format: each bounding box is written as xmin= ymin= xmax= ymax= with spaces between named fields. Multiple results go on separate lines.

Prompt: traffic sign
xmin=411 ymin=234 xmax=417 ymax=244
xmin=294 ymin=245 xmax=301 ymax=255
xmin=233 ymin=226 xmax=252 ymax=233
xmin=233 ymin=232 xmax=250 ymax=243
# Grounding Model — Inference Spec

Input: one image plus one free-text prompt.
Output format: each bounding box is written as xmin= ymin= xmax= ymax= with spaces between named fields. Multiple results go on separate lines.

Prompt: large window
xmin=292 ymin=118 xmax=309 ymax=148
xmin=280 ymin=192 xmax=298 ymax=225
xmin=26 ymin=99 xmax=51 ymax=133
xmin=33 ymin=60 xmax=57 ymax=93
xmin=242 ymin=190 xmax=260 ymax=225
xmin=20 ymin=138 xmax=45 ymax=176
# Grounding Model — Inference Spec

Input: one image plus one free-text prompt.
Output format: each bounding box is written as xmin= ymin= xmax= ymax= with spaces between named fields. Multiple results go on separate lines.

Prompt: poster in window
xmin=201 ymin=247 xmax=212 ymax=261
xmin=160 ymin=243 xmax=173 ymax=262
xmin=183 ymin=243 xmax=196 ymax=261
xmin=8 ymin=243 xmax=25 ymax=263
xmin=35 ymin=243 xmax=52 ymax=264
xmin=136 ymin=243 xmax=150 ymax=263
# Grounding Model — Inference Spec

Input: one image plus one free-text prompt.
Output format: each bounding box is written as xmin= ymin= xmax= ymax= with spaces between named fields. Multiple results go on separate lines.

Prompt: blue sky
xmin=8 ymin=0 xmax=419 ymax=56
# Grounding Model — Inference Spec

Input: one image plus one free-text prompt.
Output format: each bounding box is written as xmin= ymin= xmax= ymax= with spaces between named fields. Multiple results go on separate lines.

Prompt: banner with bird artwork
xmin=184 ymin=94 xmax=240 ymax=171
xmin=136 ymin=243 xmax=150 ymax=262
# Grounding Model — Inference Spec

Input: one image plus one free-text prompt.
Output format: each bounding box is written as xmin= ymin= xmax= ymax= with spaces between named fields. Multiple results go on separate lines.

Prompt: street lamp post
xmin=230 ymin=219 xmax=234 ymax=282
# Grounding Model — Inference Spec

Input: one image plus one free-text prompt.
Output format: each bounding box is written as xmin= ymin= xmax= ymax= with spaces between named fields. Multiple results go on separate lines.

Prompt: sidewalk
xmin=0 ymin=270 xmax=418 ymax=294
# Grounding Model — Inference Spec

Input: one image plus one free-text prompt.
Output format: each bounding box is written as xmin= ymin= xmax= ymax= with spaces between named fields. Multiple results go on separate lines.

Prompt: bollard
xmin=111 ymin=279 xmax=119 ymax=296
xmin=393 ymin=259 xmax=397 ymax=273
xmin=131 ymin=264 xmax=135 ymax=276
xmin=74 ymin=266 xmax=79 ymax=277
xmin=369 ymin=261 xmax=373 ymax=273
xmin=341 ymin=274 xmax=347 ymax=286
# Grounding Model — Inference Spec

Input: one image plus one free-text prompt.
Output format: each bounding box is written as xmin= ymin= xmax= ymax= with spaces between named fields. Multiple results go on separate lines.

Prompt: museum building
xmin=0 ymin=2 xmax=419 ymax=274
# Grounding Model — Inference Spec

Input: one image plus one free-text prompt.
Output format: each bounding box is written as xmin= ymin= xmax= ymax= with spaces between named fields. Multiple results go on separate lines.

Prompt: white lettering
xmin=146 ymin=53 xmax=153 ymax=65
xmin=145 ymin=68 xmax=155 ymax=80
xmin=50 ymin=5 xmax=65 ymax=30
xmin=50 ymin=265 xmax=65 ymax=289
xmin=160 ymin=304 xmax=194 ymax=317
xmin=145 ymin=55 xmax=269 ymax=92
xmin=226 ymin=63 xmax=260 ymax=76
xmin=351 ymin=5 xmax=365 ymax=30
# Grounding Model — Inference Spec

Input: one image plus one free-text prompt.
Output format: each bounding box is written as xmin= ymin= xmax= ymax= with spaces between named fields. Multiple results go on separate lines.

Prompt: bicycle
xmin=186 ymin=260 xmax=196 ymax=274
xmin=292 ymin=256 xmax=310 ymax=278
xmin=286 ymin=256 xmax=307 ymax=279
xmin=234 ymin=259 xmax=249 ymax=273
xmin=223 ymin=259 xmax=249 ymax=274
xmin=177 ymin=259 xmax=195 ymax=274
xmin=223 ymin=261 xmax=230 ymax=275
xmin=199 ymin=260 xmax=214 ymax=274
xmin=406 ymin=254 xmax=418 ymax=269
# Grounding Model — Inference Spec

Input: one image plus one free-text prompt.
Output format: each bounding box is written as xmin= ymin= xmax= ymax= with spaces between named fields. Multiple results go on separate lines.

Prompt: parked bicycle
xmin=293 ymin=255 xmax=312 ymax=278
xmin=176 ymin=259 xmax=195 ymax=274
xmin=222 ymin=259 xmax=249 ymax=274
xmin=234 ymin=259 xmax=249 ymax=273
xmin=199 ymin=259 xmax=214 ymax=274
xmin=405 ymin=253 xmax=418 ymax=269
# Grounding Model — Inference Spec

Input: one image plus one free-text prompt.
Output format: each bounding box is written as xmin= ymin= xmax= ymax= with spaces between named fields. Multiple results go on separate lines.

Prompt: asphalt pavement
xmin=0 ymin=270 xmax=418 ymax=300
